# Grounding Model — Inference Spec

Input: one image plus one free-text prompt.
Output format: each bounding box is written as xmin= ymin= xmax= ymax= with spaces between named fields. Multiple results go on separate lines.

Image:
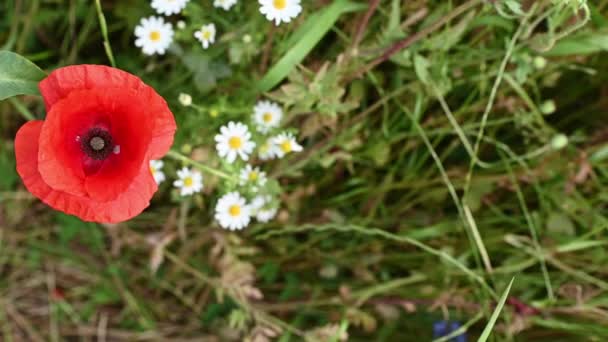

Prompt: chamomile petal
xmin=258 ymin=0 xmax=302 ymax=26
xmin=215 ymin=122 xmax=256 ymax=163
xmin=214 ymin=0 xmax=238 ymax=10
xmin=173 ymin=167 xmax=203 ymax=196
xmin=271 ymin=132 xmax=303 ymax=158
xmin=239 ymin=165 xmax=267 ymax=186
xmin=215 ymin=192 xmax=251 ymax=230
xmin=258 ymin=138 xmax=277 ymax=161
xmin=134 ymin=16 xmax=174 ymax=56
xmin=253 ymin=100 xmax=283 ymax=133
xmin=150 ymin=160 xmax=166 ymax=185
xmin=194 ymin=23 xmax=216 ymax=49
xmin=151 ymin=0 xmax=189 ymax=16
xmin=251 ymin=195 xmax=278 ymax=223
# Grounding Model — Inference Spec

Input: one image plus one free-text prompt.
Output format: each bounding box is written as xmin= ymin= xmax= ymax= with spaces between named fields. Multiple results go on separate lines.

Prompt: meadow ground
xmin=1 ymin=0 xmax=608 ymax=341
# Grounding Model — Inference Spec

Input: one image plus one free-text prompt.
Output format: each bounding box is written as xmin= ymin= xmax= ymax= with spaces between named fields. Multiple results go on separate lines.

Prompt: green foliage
xmin=258 ymin=0 xmax=367 ymax=92
xmin=0 ymin=51 xmax=46 ymax=100
xmin=2 ymin=0 xmax=608 ymax=341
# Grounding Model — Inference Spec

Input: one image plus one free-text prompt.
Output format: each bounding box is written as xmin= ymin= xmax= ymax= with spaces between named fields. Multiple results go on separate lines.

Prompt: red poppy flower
xmin=15 ymin=65 xmax=176 ymax=223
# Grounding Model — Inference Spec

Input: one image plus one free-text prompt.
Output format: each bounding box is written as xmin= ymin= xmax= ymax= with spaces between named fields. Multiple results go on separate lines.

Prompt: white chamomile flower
xmin=150 ymin=160 xmax=166 ymax=184
xmin=215 ymin=192 xmax=251 ymax=230
xmin=194 ymin=23 xmax=216 ymax=49
xmin=240 ymin=165 xmax=267 ymax=186
xmin=259 ymin=0 xmax=302 ymax=26
xmin=134 ymin=16 xmax=174 ymax=56
xmin=271 ymin=132 xmax=303 ymax=158
xmin=253 ymin=100 xmax=283 ymax=134
xmin=215 ymin=122 xmax=256 ymax=163
xmin=214 ymin=0 xmax=238 ymax=10
xmin=173 ymin=167 xmax=203 ymax=196
xmin=151 ymin=0 xmax=189 ymax=16
xmin=258 ymin=138 xmax=276 ymax=161
xmin=251 ymin=195 xmax=278 ymax=223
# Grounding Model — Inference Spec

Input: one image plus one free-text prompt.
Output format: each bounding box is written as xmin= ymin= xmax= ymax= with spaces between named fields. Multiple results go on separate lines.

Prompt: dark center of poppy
xmin=81 ymin=128 xmax=114 ymax=160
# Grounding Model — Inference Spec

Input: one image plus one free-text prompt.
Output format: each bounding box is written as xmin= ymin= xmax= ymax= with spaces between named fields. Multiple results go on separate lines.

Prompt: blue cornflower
xmin=433 ymin=320 xmax=467 ymax=342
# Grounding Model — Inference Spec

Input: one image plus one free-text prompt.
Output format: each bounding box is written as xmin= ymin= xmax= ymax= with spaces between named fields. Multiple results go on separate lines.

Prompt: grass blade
xmin=477 ymin=278 xmax=515 ymax=342
xmin=257 ymin=0 xmax=366 ymax=92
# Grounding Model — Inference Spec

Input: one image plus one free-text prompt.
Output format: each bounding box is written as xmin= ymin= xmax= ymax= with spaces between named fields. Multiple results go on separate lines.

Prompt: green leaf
xmin=413 ymin=54 xmax=431 ymax=85
xmin=545 ymin=30 xmax=608 ymax=56
xmin=257 ymin=0 xmax=366 ymax=92
xmin=478 ymin=278 xmax=515 ymax=342
xmin=546 ymin=212 xmax=576 ymax=237
xmin=0 ymin=51 xmax=46 ymax=101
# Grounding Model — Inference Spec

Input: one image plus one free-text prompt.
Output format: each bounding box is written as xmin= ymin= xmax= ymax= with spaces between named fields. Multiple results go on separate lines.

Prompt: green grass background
xmin=1 ymin=0 xmax=608 ymax=341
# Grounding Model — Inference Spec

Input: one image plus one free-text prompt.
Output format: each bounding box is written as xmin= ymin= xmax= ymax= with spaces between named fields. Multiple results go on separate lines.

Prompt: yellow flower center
xmin=150 ymin=166 xmax=156 ymax=175
xmin=229 ymin=136 xmax=243 ymax=149
xmin=149 ymin=31 xmax=161 ymax=42
xmin=249 ymin=172 xmax=258 ymax=181
xmin=262 ymin=112 xmax=273 ymax=123
xmin=273 ymin=0 xmax=286 ymax=10
xmin=229 ymin=205 xmax=241 ymax=217
xmin=203 ymin=30 xmax=211 ymax=40
xmin=184 ymin=177 xmax=193 ymax=187
xmin=280 ymin=141 xmax=292 ymax=153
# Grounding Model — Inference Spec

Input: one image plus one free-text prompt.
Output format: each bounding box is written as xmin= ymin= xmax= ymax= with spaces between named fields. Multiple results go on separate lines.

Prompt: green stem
xmin=166 ymin=150 xmax=234 ymax=181
xmin=8 ymin=98 xmax=35 ymax=121
xmin=94 ymin=0 xmax=116 ymax=67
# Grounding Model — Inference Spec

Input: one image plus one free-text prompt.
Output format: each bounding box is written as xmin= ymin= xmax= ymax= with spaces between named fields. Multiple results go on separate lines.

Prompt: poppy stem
xmin=166 ymin=150 xmax=234 ymax=181
xmin=94 ymin=0 xmax=117 ymax=68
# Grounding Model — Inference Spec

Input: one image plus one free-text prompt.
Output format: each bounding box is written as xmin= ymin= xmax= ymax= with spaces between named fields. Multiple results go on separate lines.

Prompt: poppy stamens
xmin=90 ymin=137 xmax=105 ymax=151
xmin=81 ymin=128 xmax=114 ymax=160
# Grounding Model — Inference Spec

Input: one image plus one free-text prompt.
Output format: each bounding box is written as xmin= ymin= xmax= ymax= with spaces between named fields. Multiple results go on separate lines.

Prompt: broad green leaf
xmin=0 ymin=51 xmax=46 ymax=101
xmin=257 ymin=0 xmax=366 ymax=92
xmin=545 ymin=30 xmax=608 ymax=56
xmin=478 ymin=278 xmax=515 ymax=342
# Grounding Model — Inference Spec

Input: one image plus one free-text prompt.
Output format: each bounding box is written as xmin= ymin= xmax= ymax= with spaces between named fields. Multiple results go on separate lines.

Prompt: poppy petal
xmin=39 ymin=65 xmax=176 ymax=160
xmin=15 ymin=120 xmax=157 ymax=223
xmin=38 ymin=88 xmax=152 ymax=202
xmin=140 ymin=86 xmax=177 ymax=159
xmin=39 ymin=65 xmax=143 ymax=111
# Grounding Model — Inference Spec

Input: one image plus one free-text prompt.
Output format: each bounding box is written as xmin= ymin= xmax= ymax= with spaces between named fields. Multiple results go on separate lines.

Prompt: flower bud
xmin=540 ymin=100 xmax=556 ymax=115
xmin=551 ymin=134 xmax=568 ymax=150
xmin=178 ymin=93 xmax=192 ymax=107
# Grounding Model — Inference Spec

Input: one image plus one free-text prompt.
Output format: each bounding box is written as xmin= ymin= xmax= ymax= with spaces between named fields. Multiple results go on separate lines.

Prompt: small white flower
xmin=215 ymin=122 xmax=256 ymax=163
xmin=214 ymin=0 xmax=238 ymax=10
xmin=150 ymin=160 xmax=166 ymax=184
xmin=134 ymin=16 xmax=174 ymax=56
xmin=194 ymin=23 xmax=216 ymax=49
xmin=259 ymin=0 xmax=302 ymax=26
xmin=240 ymin=165 xmax=267 ymax=186
xmin=177 ymin=20 xmax=186 ymax=30
xmin=215 ymin=192 xmax=251 ymax=230
xmin=258 ymin=138 xmax=276 ymax=161
xmin=253 ymin=100 xmax=283 ymax=133
xmin=173 ymin=167 xmax=203 ymax=196
xmin=151 ymin=0 xmax=189 ymax=16
xmin=179 ymin=93 xmax=192 ymax=107
xmin=251 ymin=195 xmax=278 ymax=223
xmin=271 ymin=132 xmax=302 ymax=158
